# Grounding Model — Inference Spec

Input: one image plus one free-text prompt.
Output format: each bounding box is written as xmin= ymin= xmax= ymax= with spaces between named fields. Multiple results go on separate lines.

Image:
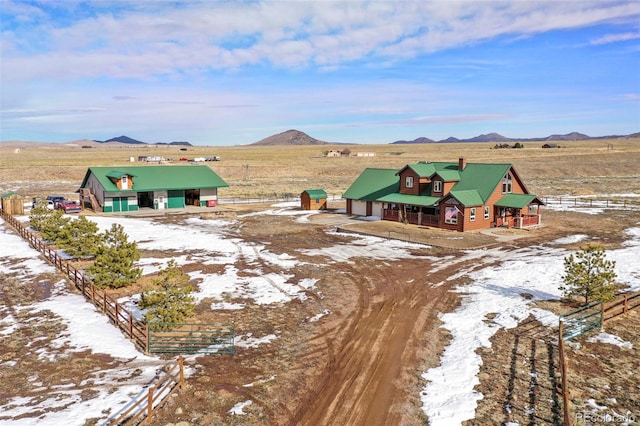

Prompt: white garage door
xmin=351 ymin=200 xmax=367 ymax=216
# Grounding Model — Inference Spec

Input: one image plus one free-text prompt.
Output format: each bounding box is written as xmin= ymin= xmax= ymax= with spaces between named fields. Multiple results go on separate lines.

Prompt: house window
xmin=444 ymin=206 xmax=458 ymax=224
xmin=502 ymin=173 xmax=513 ymax=193
xmin=121 ymin=175 xmax=129 ymax=190
xmin=406 ymin=176 xmax=414 ymax=188
xmin=484 ymin=206 xmax=490 ymax=220
xmin=433 ymin=180 xmax=442 ymax=193
xmin=470 ymin=208 xmax=476 ymax=221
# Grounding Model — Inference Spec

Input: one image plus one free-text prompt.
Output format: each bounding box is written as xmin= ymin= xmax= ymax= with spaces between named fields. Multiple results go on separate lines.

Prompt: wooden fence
xmin=0 ymin=210 xmax=149 ymax=351
xmin=558 ymin=291 xmax=640 ymax=426
xmin=106 ymin=356 xmax=185 ymax=425
xmin=0 ymin=210 xmax=235 ymax=355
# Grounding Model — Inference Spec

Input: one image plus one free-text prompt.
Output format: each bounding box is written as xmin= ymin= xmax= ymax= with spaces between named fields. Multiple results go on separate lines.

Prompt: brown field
xmin=2 ymin=138 xmax=640 ymax=199
xmin=1 ymin=138 xmax=639 ymax=425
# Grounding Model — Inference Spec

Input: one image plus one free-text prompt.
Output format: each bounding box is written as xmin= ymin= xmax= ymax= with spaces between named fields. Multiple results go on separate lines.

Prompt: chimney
xmin=458 ymin=157 xmax=467 ymax=171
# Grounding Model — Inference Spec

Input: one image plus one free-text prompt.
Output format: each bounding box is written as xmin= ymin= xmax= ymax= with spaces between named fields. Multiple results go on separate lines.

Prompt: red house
xmin=343 ymin=158 xmax=543 ymax=232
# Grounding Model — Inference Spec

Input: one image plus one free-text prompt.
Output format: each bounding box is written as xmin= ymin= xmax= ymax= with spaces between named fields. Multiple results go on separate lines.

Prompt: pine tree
xmin=86 ymin=223 xmax=141 ymax=288
xmin=29 ymin=200 xmax=69 ymax=241
xmin=56 ymin=216 xmax=103 ymax=258
xmin=39 ymin=209 xmax=70 ymax=243
xmin=29 ymin=199 xmax=51 ymax=231
xmin=139 ymin=259 xmax=195 ymax=326
xmin=560 ymin=244 xmax=617 ymax=305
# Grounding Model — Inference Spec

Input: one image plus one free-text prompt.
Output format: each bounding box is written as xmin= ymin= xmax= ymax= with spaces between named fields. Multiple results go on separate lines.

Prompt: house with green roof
xmin=78 ymin=165 xmax=228 ymax=213
xmin=343 ymin=158 xmax=543 ymax=232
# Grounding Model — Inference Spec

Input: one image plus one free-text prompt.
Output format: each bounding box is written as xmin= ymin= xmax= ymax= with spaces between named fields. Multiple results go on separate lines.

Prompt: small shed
xmin=1 ymin=192 xmax=26 ymax=215
xmin=301 ymin=189 xmax=327 ymax=210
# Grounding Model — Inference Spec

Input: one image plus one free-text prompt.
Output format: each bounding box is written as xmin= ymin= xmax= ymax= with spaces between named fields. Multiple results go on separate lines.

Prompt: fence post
xmin=623 ymin=295 xmax=628 ymax=314
xmin=147 ymin=386 xmax=154 ymax=423
xmin=179 ymin=356 xmax=185 ymax=387
xmin=600 ymin=302 xmax=604 ymax=326
xmin=558 ymin=320 xmax=572 ymax=426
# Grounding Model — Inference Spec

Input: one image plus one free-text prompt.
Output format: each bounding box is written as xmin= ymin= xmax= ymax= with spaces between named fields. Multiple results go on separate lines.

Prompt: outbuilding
xmin=1 ymin=192 xmax=26 ymax=215
xmin=78 ymin=165 xmax=228 ymax=213
xmin=301 ymin=189 xmax=328 ymax=210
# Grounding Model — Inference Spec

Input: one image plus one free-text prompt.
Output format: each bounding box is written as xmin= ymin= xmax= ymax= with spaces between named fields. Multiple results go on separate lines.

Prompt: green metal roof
xmin=451 ymin=163 xmax=512 ymax=202
xmin=435 ymin=170 xmax=461 ymax=181
xmin=344 ymin=161 xmax=539 ymax=209
xmin=303 ymin=189 xmax=327 ymax=199
xmin=80 ymin=165 xmax=228 ymax=193
xmin=448 ymin=189 xmax=484 ymax=206
xmin=494 ymin=193 xmax=541 ymax=208
xmin=342 ymin=168 xmax=399 ymax=201
xmin=377 ymin=193 xmax=441 ymax=207
xmin=403 ymin=161 xmax=460 ymax=178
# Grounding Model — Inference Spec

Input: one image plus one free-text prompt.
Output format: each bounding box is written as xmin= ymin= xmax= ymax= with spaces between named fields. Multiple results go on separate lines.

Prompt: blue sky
xmin=1 ymin=1 xmax=639 ymax=146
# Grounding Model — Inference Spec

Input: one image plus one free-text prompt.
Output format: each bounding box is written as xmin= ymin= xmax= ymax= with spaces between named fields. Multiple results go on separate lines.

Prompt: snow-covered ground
xmin=1 ymin=200 xmax=639 ymax=425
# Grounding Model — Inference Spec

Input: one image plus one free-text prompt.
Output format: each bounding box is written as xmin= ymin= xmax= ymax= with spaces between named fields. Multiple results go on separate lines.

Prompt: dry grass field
xmin=1 ymin=138 xmax=639 ymax=200
xmin=1 ymin=138 xmax=639 ymax=425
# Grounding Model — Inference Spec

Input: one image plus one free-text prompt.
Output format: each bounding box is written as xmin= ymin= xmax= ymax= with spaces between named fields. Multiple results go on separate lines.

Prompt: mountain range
xmin=391 ymin=131 xmax=639 ymax=144
xmin=93 ymin=136 xmax=192 ymax=146
xmin=3 ymin=130 xmax=637 ymax=149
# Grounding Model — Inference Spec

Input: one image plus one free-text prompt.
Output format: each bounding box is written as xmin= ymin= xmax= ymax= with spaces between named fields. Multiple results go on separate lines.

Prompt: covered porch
xmin=494 ymin=194 xmax=544 ymax=229
xmin=378 ymin=193 xmax=442 ymax=227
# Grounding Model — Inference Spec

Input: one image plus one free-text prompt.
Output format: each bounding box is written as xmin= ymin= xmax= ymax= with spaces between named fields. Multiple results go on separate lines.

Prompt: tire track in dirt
xmin=291 ymin=258 xmax=480 ymax=426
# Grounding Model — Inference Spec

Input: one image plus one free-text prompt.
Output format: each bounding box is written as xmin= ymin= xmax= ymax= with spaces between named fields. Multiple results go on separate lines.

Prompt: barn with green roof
xmin=78 ymin=165 xmax=228 ymax=213
xmin=343 ymin=157 xmax=543 ymax=232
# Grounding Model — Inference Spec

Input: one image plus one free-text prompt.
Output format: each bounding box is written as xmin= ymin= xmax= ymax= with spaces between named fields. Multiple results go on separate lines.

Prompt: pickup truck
xmin=56 ymin=200 xmax=81 ymax=213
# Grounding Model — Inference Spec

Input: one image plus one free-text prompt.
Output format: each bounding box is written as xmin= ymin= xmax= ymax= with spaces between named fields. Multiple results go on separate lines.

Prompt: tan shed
xmin=301 ymin=189 xmax=327 ymax=210
xmin=1 ymin=192 xmax=26 ymax=215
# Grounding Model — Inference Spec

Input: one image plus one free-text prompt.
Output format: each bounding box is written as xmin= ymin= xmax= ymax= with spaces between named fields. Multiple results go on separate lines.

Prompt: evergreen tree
xmin=86 ymin=223 xmax=141 ymax=288
xmin=29 ymin=200 xmax=69 ymax=242
xmin=56 ymin=216 xmax=103 ymax=258
xmin=560 ymin=244 xmax=617 ymax=305
xmin=139 ymin=259 xmax=195 ymax=326
xmin=38 ymin=209 xmax=70 ymax=243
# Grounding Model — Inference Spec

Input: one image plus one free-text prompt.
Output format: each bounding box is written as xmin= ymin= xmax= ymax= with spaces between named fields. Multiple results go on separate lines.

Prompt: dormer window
xmin=502 ymin=173 xmax=512 ymax=193
xmin=433 ymin=180 xmax=442 ymax=193
xmin=121 ymin=175 xmax=129 ymax=190
xmin=405 ymin=176 xmax=414 ymax=188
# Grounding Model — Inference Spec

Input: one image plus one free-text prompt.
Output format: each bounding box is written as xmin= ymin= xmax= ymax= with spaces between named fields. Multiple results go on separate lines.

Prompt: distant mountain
xmin=155 ymin=141 xmax=192 ymax=146
xmin=96 ymin=135 xmax=146 ymax=144
xmin=391 ymin=136 xmax=435 ymax=144
xmin=466 ymin=133 xmax=510 ymax=142
xmin=94 ymin=135 xmax=192 ymax=146
xmin=545 ymin=132 xmax=589 ymax=141
xmin=391 ymin=131 xmax=638 ymax=144
xmin=250 ymin=129 xmax=333 ymax=146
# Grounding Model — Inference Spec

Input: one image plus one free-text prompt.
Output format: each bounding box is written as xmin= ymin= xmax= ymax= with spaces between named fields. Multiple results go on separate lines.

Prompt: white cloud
xmin=3 ymin=1 xmax=640 ymax=80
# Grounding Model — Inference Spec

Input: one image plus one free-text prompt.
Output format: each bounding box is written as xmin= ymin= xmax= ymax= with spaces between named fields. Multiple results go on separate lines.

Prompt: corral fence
xmin=0 ymin=210 xmax=235 ymax=355
xmin=148 ymin=322 xmax=235 ymax=355
xmin=105 ymin=356 xmax=185 ymax=426
xmin=557 ymin=291 xmax=640 ymax=426
xmin=542 ymin=196 xmax=640 ymax=210
xmin=219 ymin=193 xmax=343 ymax=205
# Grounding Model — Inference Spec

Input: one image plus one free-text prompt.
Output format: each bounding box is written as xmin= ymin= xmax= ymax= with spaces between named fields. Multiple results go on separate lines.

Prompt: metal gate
xmin=148 ymin=323 xmax=235 ymax=354
xmin=559 ymin=301 xmax=602 ymax=341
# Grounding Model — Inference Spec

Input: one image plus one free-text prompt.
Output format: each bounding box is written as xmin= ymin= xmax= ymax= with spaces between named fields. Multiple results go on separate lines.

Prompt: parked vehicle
xmin=56 ymin=200 xmax=81 ymax=213
xmin=46 ymin=195 xmax=65 ymax=208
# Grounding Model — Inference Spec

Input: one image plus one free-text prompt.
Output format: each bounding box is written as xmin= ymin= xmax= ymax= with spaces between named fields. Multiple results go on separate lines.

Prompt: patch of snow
xmin=235 ymin=333 xmax=278 ymax=348
xmin=229 ymin=399 xmax=253 ymax=415
xmin=551 ymin=234 xmax=589 ymax=245
xmin=586 ymin=331 xmax=633 ymax=349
